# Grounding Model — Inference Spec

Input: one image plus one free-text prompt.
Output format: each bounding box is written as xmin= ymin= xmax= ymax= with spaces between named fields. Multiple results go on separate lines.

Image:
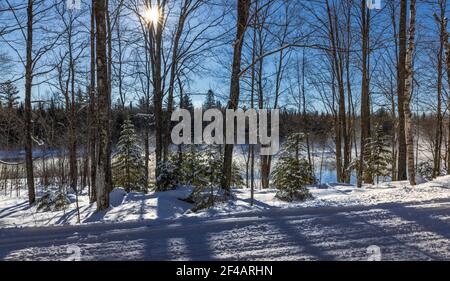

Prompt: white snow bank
xmin=1 ymin=176 xmax=450 ymax=229
xmin=109 ymin=188 xmax=127 ymax=207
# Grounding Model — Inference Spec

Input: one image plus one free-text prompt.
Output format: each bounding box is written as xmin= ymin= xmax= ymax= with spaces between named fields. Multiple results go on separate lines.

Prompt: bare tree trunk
xmin=249 ymin=49 xmax=255 ymax=202
xmin=254 ymin=1 xmax=272 ymax=189
xmin=66 ymin=20 xmax=78 ymax=214
xmin=359 ymin=0 xmax=371 ymax=187
xmin=390 ymin=86 xmax=398 ymax=180
xmin=331 ymin=69 xmax=342 ymax=182
xmin=443 ymin=19 xmax=450 ymax=174
xmin=397 ymin=0 xmax=408 ymax=181
xmin=336 ymin=14 xmax=350 ymax=184
xmin=89 ymin=0 xmax=97 ymax=203
xmin=25 ymin=0 xmax=35 ymax=205
xmin=116 ymin=10 xmax=125 ymax=110
xmin=60 ymin=17 xmax=80 ymax=221
xmin=404 ymin=0 xmax=416 ymax=186
xmin=163 ymin=0 xmax=195 ymax=161
xmin=433 ymin=1 xmax=446 ymax=178
xmin=150 ymin=0 xmax=167 ymax=188
xmin=258 ymin=33 xmax=270 ymax=189
xmin=141 ymin=22 xmax=152 ymax=192
xmin=388 ymin=0 xmax=398 ymax=181
xmin=177 ymin=76 xmax=185 ymax=170
xmin=94 ymin=0 xmax=112 ymax=210
xmin=70 ymin=47 xmax=80 ymax=223
xmin=301 ymin=49 xmax=312 ymax=168
xmin=222 ymin=0 xmax=251 ymax=194
xmin=344 ymin=0 xmax=354 ymax=178
xmin=325 ymin=0 xmax=349 ymax=183
xmin=105 ymin=0 xmax=113 ymax=195
xmin=144 ymin=117 xmax=150 ymax=190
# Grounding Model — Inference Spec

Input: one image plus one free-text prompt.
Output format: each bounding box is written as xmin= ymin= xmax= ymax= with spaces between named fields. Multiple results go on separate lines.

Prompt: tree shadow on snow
xmin=83 ymin=209 xmax=108 ymax=223
xmin=0 ymin=201 xmax=30 ymax=219
xmin=240 ymin=198 xmax=273 ymax=209
xmin=377 ymin=202 xmax=450 ymax=258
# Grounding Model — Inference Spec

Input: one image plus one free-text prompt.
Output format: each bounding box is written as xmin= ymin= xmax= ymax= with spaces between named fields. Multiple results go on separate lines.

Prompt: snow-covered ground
xmin=1 ymin=176 xmax=450 ymax=229
xmin=1 ymin=177 xmax=450 ymax=260
xmin=1 ymin=197 xmax=450 ymax=260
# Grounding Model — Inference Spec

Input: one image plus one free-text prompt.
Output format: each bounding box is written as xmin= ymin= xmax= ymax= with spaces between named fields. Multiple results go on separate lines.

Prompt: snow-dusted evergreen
xmin=362 ymin=125 xmax=392 ymax=184
xmin=156 ymin=158 xmax=180 ymax=191
xmin=112 ymin=118 xmax=146 ymax=192
xmin=417 ymin=161 xmax=434 ymax=181
xmin=272 ymin=133 xmax=315 ymax=202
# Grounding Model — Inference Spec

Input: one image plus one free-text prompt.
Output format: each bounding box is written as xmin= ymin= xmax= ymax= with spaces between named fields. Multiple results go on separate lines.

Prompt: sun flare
xmin=143 ymin=6 xmax=160 ymax=26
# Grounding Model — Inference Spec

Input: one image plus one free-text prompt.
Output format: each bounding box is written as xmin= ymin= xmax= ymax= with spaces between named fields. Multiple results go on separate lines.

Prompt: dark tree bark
xmin=397 ymin=0 xmax=408 ymax=181
xmin=325 ymin=0 xmax=349 ymax=183
xmin=89 ymin=0 xmax=97 ymax=203
xmin=105 ymin=0 xmax=113 ymax=195
xmin=444 ymin=19 xmax=450 ymax=174
xmin=257 ymin=3 xmax=270 ymax=189
xmin=94 ymin=0 xmax=112 ymax=210
xmin=24 ymin=0 xmax=35 ymax=205
xmin=222 ymin=0 xmax=251 ymax=194
xmin=359 ymin=0 xmax=371 ymax=187
xmin=404 ymin=0 xmax=416 ymax=186
xmin=150 ymin=0 xmax=167 ymax=188
xmin=433 ymin=1 xmax=446 ymax=178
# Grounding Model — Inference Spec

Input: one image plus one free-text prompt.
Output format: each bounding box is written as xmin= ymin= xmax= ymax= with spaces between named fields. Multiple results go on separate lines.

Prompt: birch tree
xmin=94 ymin=0 xmax=112 ymax=210
xmin=404 ymin=0 xmax=416 ymax=186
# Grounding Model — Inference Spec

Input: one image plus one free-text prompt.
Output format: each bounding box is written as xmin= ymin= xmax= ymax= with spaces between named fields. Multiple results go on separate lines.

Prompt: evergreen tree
xmin=156 ymin=158 xmax=180 ymax=191
xmin=272 ymin=157 xmax=315 ymax=202
xmin=112 ymin=118 xmax=146 ymax=192
xmin=203 ymin=90 xmax=217 ymax=109
xmin=417 ymin=161 xmax=433 ymax=181
xmin=184 ymin=145 xmax=243 ymax=211
xmin=283 ymin=132 xmax=307 ymax=159
xmin=272 ymin=133 xmax=315 ymax=202
xmin=181 ymin=93 xmax=194 ymax=112
xmin=0 ymin=80 xmax=19 ymax=109
xmin=363 ymin=126 xmax=392 ymax=184
xmin=178 ymin=145 xmax=243 ymax=189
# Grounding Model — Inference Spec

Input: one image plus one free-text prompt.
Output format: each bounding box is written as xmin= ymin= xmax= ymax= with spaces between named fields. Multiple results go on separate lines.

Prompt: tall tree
xmin=359 ymin=0 xmax=372 ymax=186
xmin=325 ymin=0 xmax=350 ymax=183
xmin=397 ymin=0 xmax=408 ymax=181
xmin=24 ymin=0 xmax=35 ymax=205
xmin=256 ymin=0 xmax=270 ymax=189
xmin=163 ymin=0 xmax=202 ymax=161
xmin=150 ymin=0 xmax=167 ymax=189
xmin=0 ymin=80 xmax=19 ymax=110
xmin=432 ymin=0 xmax=447 ymax=178
xmin=89 ymin=0 xmax=97 ymax=202
xmin=443 ymin=19 xmax=450 ymax=174
xmin=260 ymin=0 xmax=290 ymax=189
xmin=404 ymin=0 xmax=416 ymax=186
xmin=113 ymin=118 xmax=145 ymax=192
xmin=222 ymin=0 xmax=251 ymax=194
xmin=94 ymin=0 xmax=112 ymax=210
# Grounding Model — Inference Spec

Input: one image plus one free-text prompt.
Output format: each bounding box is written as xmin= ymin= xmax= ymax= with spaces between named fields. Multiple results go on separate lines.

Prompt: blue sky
xmin=0 ymin=0 xmax=448 ymax=113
